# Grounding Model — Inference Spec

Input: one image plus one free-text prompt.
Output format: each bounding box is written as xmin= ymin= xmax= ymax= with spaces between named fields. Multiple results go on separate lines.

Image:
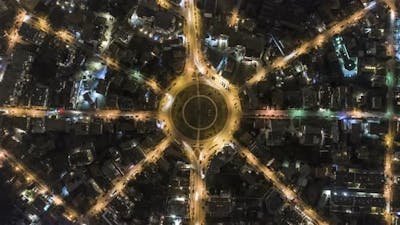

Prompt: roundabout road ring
xmin=159 ymin=76 xmax=242 ymax=146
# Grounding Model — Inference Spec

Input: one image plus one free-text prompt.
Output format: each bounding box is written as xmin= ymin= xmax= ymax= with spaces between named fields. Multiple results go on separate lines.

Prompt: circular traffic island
xmin=170 ymin=83 xmax=228 ymax=141
xmin=183 ymin=95 xmax=217 ymax=130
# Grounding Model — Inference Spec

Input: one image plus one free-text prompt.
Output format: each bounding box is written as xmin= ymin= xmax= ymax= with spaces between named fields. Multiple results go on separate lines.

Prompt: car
xmin=110 ymin=190 xmax=118 ymax=197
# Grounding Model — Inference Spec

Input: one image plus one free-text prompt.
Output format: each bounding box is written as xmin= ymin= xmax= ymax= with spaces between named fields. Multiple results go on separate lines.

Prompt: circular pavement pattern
xmin=183 ymin=95 xmax=218 ymax=130
xmin=170 ymin=83 xmax=228 ymax=141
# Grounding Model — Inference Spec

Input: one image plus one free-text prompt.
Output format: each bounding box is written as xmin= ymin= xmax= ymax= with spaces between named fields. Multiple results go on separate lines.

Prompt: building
xmin=207 ymin=193 xmax=233 ymax=218
xmin=329 ymin=188 xmax=385 ymax=215
xmin=332 ymin=36 xmax=358 ymax=78
xmin=68 ymin=143 xmax=95 ymax=167
xmin=334 ymin=168 xmax=385 ymax=191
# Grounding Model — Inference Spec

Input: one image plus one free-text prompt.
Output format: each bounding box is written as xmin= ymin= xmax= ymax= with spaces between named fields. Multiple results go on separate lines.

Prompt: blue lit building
xmin=332 ymin=36 xmax=358 ymax=78
xmin=71 ymin=59 xmax=108 ymax=110
xmin=395 ymin=18 xmax=400 ymax=61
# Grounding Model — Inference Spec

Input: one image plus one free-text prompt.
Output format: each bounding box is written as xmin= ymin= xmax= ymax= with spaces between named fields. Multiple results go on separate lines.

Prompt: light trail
xmin=381 ymin=0 xmax=397 ymax=12
xmin=0 ymin=148 xmax=79 ymax=221
xmin=183 ymin=0 xmax=229 ymax=87
xmin=384 ymin=127 xmax=395 ymax=225
xmin=1 ymin=9 xmax=27 ymax=82
xmin=181 ymin=142 xmax=207 ymax=225
xmin=158 ymin=75 xmax=242 ymax=169
xmin=100 ymin=55 xmax=120 ymax=71
xmin=27 ymin=16 xmax=75 ymax=45
xmin=173 ymin=0 xmax=242 ymax=165
xmin=200 ymin=87 xmax=241 ymax=168
xmin=382 ymin=1 xmax=397 ymax=223
xmin=237 ymin=143 xmax=329 ymax=225
xmin=35 ymin=16 xmax=50 ymax=33
xmin=243 ymin=108 xmax=397 ymax=120
xmin=184 ymin=0 xmax=203 ymax=69
xmin=156 ymin=0 xmax=172 ymax=9
xmin=86 ymin=137 xmax=171 ymax=216
xmin=3 ymin=0 xmax=395 ymax=224
xmin=246 ymin=1 xmax=378 ymax=86
xmin=5 ymin=9 xmax=26 ymax=54
xmin=0 ymin=107 xmax=156 ymax=121
xmin=54 ymin=30 xmax=75 ymax=44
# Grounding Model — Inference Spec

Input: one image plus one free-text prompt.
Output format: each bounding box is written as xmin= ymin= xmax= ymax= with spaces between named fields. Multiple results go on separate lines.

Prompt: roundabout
xmin=157 ymin=71 xmax=242 ymax=225
xmin=170 ymin=83 xmax=229 ymax=140
xmin=159 ymin=75 xmax=241 ymax=147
